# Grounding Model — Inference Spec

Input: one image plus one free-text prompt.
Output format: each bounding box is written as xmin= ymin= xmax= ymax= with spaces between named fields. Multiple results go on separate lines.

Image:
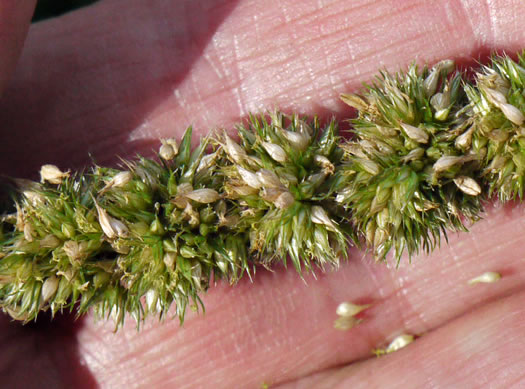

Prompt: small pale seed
xmin=344 ymin=144 xmax=368 ymax=158
xmin=453 ymin=176 xmax=482 ymax=196
xmin=414 ymin=199 xmax=438 ymax=212
xmin=430 ymin=92 xmax=448 ymax=112
xmin=95 ymin=202 xmax=129 ymax=239
xmin=162 ymin=138 xmax=179 ymax=155
xmin=159 ymin=143 xmax=176 ymax=160
xmin=185 ymin=189 xmax=220 ymax=204
xmin=40 ymin=164 xmax=69 ymax=185
xmin=280 ymin=129 xmax=310 ymax=151
xmin=110 ymin=171 xmax=133 ymax=188
xmin=365 ymin=221 xmax=376 ymax=245
xmin=39 ymin=234 xmax=61 ymax=249
xmin=111 ymin=219 xmax=129 ymax=238
xmin=230 ymin=185 xmax=259 ymax=196
xmin=163 ymin=252 xmax=176 ymax=270
xmin=224 ymin=133 xmax=247 ymax=164
xmin=423 ymin=69 xmax=440 ymax=97
xmin=237 ymin=166 xmax=262 ymax=189
xmin=432 ymin=155 xmax=469 ymax=173
xmin=483 ymin=87 xmax=507 ymax=106
xmin=334 ymin=316 xmax=362 ymax=331
xmin=256 ymin=169 xmax=282 ymax=189
xmin=196 ymin=151 xmax=218 ymax=173
xmin=145 ymin=289 xmax=159 ymax=313
xmin=182 ymin=203 xmax=200 ymax=227
xmin=455 ymin=127 xmax=475 ymax=149
xmin=63 ymin=240 xmax=89 ymax=264
xmin=373 ymin=228 xmax=388 ymax=249
xmin=468 ymin=271 xmax=501 ymax=285
xmin=401 ymin=148 xmax=425 ymax=163
xmin=400 ymin=123 xmax=429 ymax=144
xmin=437 ymin=59 xmax=455 ymax=73
xmin=261 ymin=142 xmax=287 ymax=163
xmin=336 ymin=302 xmax=371 ymax=317
xmin=41 ymin=276 xmax=59 ymax=305
xmin=100 ymin=171 xmax=133 ymax=193
xmin=314 ymin=155 xmax=335 ymax=175
xmin=311 ymin=206 xmax=338 ymax=231
xmin=22 ymin=190 xmax=45 ymax=206
xmin=385 ymin=334 xmax=415 ymax=353
xmin=273 ymin=191 xmax=295 ymax=209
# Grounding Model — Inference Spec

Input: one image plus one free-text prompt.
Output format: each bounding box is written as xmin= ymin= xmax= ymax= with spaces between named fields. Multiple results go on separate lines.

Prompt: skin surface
xmin=1 ymin=0 xmax=525 ymax=387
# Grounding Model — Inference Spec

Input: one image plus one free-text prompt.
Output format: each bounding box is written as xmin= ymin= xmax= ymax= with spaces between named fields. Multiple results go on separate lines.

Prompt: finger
xmin=0 ymin=0 xmax=36 ymax=94
xmin=283 ymin=289 xmax=525 ymax=388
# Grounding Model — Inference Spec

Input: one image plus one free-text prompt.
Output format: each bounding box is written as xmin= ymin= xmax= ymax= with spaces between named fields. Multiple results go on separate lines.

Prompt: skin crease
xmin=2 ymin=0 xmax=525 ymax=387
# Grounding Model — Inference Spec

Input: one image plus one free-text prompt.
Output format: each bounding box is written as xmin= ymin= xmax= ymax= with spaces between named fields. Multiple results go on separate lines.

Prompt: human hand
xmin=1 ymin=1 xmax=525 ymax=388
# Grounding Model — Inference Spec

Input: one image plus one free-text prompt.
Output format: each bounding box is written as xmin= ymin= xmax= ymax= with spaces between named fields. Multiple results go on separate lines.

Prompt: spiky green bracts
xmin=0 ymin=130 xmax=250 ymax=325
xmin=1 ymin=52 xmax=525 ymax=327
xmin=337 ymin=60 xmax=483 ymax=260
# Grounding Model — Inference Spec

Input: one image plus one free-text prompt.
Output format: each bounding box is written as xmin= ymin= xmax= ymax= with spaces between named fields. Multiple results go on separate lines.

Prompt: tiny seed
xmin=468 ymin=271 xmax=501 ymax=285
xmin=95 ymin=202 xmax=129 ymax=239
xmin=196 ymin=151 xmax=218 ymax=173
xmin=280 ymin=129 xmax=310 ymax=151
xmin=273 ymin=191 xmax=295 ymax=209
xmin=385 ymin=334 xmax=415 ymax=353
xmin=336 ymin=301 xmax=371 ymax=317
xmin=311 ymin=206 xmax=338 ymax=231
xmin=334 ymin=316 xmax=362 ymax=331
xmin=261 ymin=141 xmax=287 ymax=163
xmin=40 ymin=164 xmax=69 ymax=185
xmin=159 ymin=143 xmax=176 ymax=160
xmin=185 ymin=189 xmax=220 ymax=204
xmin=400 ymin=122 xmax=429 ymax=144
xmin=453 ymin=176 xmax=482 ymax=196
xmin=41 ymin=276 xmax=59 ymax=305
xmin=237 ymin=166 xmax=262 ymax=189
xmin=224 ymin=133 xmax=247 ymax=164
xmin=314 ymin=155 xmax=335 ymax=175
xmin=432 ymin=155 xmax=471 ymax=173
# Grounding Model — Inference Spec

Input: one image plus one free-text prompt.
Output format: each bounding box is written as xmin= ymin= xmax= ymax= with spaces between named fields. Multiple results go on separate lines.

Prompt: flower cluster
xmin=2 ymin=52 xmax=525 ymax=327
xmin=337 ymin=60 xmax=483 ymax=259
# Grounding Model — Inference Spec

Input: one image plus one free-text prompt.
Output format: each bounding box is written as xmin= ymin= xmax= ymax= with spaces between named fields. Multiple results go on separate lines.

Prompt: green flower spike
xmin=220 ymin=112 xmax=353 ymax=273
xmin=338 ymin=60 xmax=484 ymax=260
xmin=0 ymin=128 xmax=249 ymax=326
xmin=3 ymin=53 xmax=525 ymax=328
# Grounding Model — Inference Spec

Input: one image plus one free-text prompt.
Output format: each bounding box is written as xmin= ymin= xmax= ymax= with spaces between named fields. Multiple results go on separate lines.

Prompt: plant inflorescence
xmin=2 ymin=52 xmax=525 ymax=328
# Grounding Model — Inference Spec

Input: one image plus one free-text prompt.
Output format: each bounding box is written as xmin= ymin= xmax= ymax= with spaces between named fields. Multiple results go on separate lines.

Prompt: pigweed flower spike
xmin=2 ymin=52 xmax=525 ymax=328
xmin=338 ymin=61 xmax=484 ymax=260
xmin=220 ymin=112 xmax=353 ymax=273
xmin=0 ymin=128 xmax=250 ymax=326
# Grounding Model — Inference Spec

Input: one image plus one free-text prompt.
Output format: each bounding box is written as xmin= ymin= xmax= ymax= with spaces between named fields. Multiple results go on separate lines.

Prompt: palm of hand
xmin=1 ymin=0 xmax=525 ymax=387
